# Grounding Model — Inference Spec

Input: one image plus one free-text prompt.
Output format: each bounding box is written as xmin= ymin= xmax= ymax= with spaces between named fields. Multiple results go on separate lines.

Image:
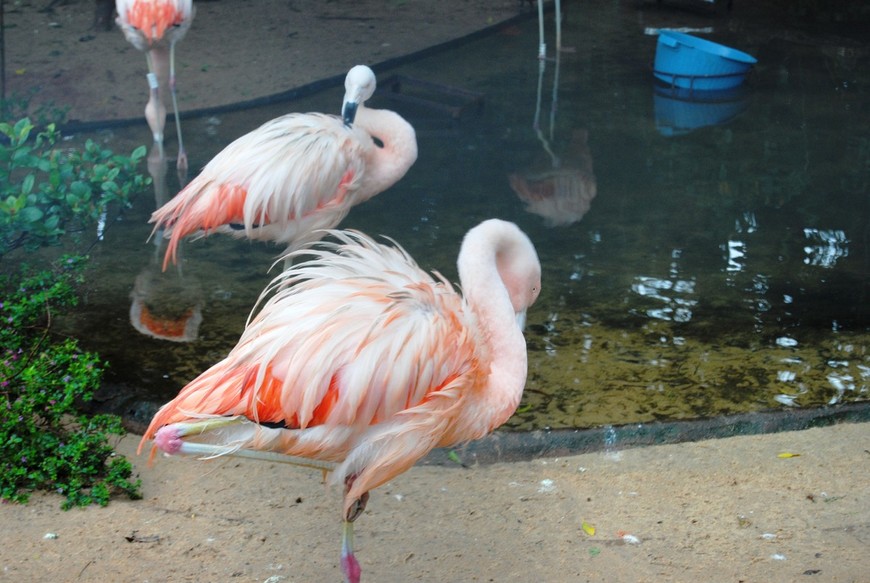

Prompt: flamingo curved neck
xmin=352 ymin=106 xmax=418 ymax=201
xmin=458 ymin=236 xmax=529 ymax=428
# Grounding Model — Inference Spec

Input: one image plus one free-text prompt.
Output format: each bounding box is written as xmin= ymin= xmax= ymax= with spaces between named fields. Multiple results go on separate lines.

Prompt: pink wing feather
xmin=142 ymin=231 xmax=484 ymax=470
xmin=151 ymin=113 xmax=368 ymax=268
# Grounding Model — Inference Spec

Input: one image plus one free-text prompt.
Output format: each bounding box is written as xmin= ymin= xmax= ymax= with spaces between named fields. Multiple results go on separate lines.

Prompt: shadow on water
xmin=47 ymin=0 xmax=869 ymax=455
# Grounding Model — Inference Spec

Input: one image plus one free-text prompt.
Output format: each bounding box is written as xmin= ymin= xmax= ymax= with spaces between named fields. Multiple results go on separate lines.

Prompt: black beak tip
xmin=342 ymin=102 xmax=359 ymax=127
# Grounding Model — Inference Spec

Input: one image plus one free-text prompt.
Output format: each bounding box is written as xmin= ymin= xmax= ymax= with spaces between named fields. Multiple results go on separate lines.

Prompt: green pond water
xmin=37 ymin=0 xmax=868 ymax=436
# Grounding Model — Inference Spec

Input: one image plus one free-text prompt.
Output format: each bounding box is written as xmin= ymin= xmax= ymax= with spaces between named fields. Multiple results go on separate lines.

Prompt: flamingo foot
xmin=153 ymin=425 xmax=184 ymax=454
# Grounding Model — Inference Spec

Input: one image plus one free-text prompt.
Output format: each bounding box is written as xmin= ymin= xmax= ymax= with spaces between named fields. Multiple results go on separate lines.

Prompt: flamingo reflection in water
xmin=509 ymin=27 xmax=596 ymax=227
xmin=130 ymin=143 xmax=202 ymax=342
xmin=509 ymin=128 xmax=597 ymax=226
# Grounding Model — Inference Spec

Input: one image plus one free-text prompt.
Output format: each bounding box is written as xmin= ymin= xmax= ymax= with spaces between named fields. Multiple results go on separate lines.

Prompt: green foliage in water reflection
xmin=0 ymin=117 xmax=149 ymax=256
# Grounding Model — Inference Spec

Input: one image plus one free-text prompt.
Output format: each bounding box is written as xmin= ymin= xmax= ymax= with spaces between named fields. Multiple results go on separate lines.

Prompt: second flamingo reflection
xmin=150 ymin=65 xmax=418 ymax=269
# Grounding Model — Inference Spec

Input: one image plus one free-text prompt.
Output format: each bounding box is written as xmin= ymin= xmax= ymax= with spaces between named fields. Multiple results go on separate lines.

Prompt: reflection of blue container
xmin=654 ymin=84 xmax=750 ymax=136
xmin=654 ymin=31 xmax=757 ymax=91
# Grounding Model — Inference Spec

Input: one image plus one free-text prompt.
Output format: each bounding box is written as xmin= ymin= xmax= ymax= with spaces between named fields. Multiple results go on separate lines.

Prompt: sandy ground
xmin=0 ymin=424 xmax=867 ymax=582
xmin=1 ymin=1 xmax=868 ymax=582
xmin=2 ymin=0 xmax=523 ymax=125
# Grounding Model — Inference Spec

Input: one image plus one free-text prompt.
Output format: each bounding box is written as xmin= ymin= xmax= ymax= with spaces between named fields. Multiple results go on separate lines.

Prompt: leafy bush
xmin=0 ymin=256 xmax=142 ymax=508
xmin=0 ymin=114 xmax=149 ymax=508
xmin=0 ymin=118 xmax=149 ymax=255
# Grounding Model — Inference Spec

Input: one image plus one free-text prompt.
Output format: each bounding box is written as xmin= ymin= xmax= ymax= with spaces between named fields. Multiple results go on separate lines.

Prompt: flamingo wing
xmin=151 ymin=113 xmax=369 ymax=265
xmin=143 ymin=231 xmax=482 ymax=462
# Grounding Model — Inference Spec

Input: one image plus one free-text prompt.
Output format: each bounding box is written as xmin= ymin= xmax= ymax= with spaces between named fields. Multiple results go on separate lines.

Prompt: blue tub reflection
xmin=653 ymin=83 xmax=750 ymax=136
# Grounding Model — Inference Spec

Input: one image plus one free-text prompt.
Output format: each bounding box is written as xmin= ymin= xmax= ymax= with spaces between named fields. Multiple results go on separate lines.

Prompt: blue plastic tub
xmin=654 ymin=30 xmax=757 ymax=91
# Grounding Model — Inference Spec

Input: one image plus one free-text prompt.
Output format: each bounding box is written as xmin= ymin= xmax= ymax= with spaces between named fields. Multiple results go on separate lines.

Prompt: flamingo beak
xmin=342 ymin=101 xmax=359 ymax=127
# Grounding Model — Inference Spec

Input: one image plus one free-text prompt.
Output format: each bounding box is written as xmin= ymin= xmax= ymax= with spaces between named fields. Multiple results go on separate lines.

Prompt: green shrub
xmin=0 ymin=117 xmax=149 ymax=255
xmin=0 ymin=255 xmax=143 ymax=509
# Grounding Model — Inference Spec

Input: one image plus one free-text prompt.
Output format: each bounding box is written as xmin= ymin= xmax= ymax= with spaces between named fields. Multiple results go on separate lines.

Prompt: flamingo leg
xmin=143 ymin=51 xmax=167 ymax=150
xmin=147 ymin=143 xmax=169 ymax=251
xmin=168 ymin=40 xmax=188 ymax=181
xmin=340 ymin=476 xmax=369 ymax=583
xmin=341 ymin=519 xmax=361 ymax=583
xmin=151 ymin=416 xmax=337 ymax=473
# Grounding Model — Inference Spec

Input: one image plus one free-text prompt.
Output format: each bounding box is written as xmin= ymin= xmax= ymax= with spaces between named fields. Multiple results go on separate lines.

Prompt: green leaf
xmin=130 ymin=145 xmax=147 ymax=160
xmin=21 ymin=174 xmax=36 ymax=196
xmin=12 ymin=118 xmax=34 ymax=142
xmin=69 ymin=181 xmax=91 ymax=197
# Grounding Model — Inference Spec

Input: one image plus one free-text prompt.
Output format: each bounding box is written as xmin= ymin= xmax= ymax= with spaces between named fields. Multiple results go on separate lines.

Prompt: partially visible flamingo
xmin=139 ymin=219 xmax=542 ymax=583
xmin=115 ymin=0 xmax=194 ymax=176
xmin=149 ymin=65 xmax=418 ymax=270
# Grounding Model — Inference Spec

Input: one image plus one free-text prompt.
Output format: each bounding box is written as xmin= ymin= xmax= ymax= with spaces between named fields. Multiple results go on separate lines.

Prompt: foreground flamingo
xmin=139 ymin=219 xmax=541 ymax=582
xmin=115 ymin=0 xmax=194 ymax=175
xmin=150 ymin=64 xmax=418 ymax=270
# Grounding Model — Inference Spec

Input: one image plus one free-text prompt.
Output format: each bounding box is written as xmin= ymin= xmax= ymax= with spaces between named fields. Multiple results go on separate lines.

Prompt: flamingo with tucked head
xmin=139 ymin=219 xmax=542 ymax=583
xmin=149 ymin=65 xmax=418 ymax=270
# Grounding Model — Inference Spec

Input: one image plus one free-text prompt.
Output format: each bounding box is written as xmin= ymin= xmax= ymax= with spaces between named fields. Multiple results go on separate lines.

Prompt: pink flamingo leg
xmin=144 ymin=73 xmax=166 ymax=149
xmin=341 ymin=476 xmax=369 ymax=583
xmin=144 ymin=49 xmax=167 ymax=150
xmin=340 ymin=520 xmax=361 ymax=583
xmin=168 ymin=41 xmax=188 ymax=181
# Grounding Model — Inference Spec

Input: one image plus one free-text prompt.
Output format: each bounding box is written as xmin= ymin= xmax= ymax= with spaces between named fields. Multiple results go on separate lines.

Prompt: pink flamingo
xmin=115 ymin=0 xmax=194 ymax=175
xmin=150 ymin=65 xmax=418 ymax=270
xmin=139 ymin=219 xmax=542 ymax=583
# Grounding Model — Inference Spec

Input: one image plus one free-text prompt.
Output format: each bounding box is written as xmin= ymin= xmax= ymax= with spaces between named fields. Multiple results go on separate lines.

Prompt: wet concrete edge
xmin=422 ymin=402 xmax=870 ymax=466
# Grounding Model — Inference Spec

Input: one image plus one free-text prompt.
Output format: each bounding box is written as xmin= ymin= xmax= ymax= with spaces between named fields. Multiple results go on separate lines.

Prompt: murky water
xmin=51 ymin=0 xmax=868 ymax=431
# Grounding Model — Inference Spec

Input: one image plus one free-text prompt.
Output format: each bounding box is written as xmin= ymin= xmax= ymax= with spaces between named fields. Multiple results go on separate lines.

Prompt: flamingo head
xmin=342 ymin=65 xmax=377 ymax=126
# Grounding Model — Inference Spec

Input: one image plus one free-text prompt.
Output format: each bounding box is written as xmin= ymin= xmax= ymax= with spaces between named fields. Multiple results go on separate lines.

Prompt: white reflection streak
xmin=734 ymin=212 xmax=757 ymax=234
xmin=826 ymin=372 xmax=855 ymax=405
xmin=724 ymin=212 xmax=759 ymax=280
xmin=725 ymin=239 xmax=745 ymax=272
xmin=96 ymin=210 xmax=107 ymax=241
xmin=803 ymin=228 xmax=849 ymax=268
xmin=774 ymin=394 xmax=800 ymax=407
xmin=543 ymin=311 xmax=559 ymax=357
xmin=630 ymin=267 xmax=696 ymax=322
xmin=774 ymin=331 xmax=803 ymax=407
